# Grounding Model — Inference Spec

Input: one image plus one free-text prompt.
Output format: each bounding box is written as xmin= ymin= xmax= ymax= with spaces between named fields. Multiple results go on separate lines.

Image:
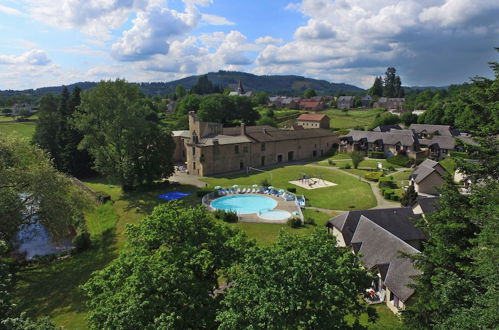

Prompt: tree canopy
xmin=303 ymin=88 xmax=317 ymax=98
xmin=0 ymin=134 xmax=90 ymax=243
xmin=217 ymin=230 xmax=376 ymax=329
xmin=83 ymin=202 xmax=252 ymax=329
xmin=74 ymin=79 xmax=175 ymax=189
xmin=197 ymin=95 xmax=259 ymax=125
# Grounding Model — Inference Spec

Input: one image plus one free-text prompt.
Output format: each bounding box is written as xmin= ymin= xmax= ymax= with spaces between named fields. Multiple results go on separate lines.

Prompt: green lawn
xmin=318 ymin=108 xmax=385 ymax=130
xmin=439 ymin=157 xmax=457 ymax=174
xmin=0 ymin=121 xmax=36 ymax=139
xmin=390 ymin=170 xmax=413 ymax=188
xmin=318 ymin=157 xmax=391 ymax=169
xmin=202 ymin=165 xmax=376 ymax=210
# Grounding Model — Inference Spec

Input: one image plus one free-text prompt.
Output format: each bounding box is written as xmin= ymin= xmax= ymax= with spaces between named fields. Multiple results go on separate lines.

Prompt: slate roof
xmin=338 ymin=96 xmax=354 ymax=102
xmin=300 ymin=101 xmax=323 ymax=109
xmin=351 ymin=216 xmax=422 ymax=302
xmin=327 ymin=207 xmax=425 ymax=246
xmin=172 ymin=130 xmax=190 ymax=138
xmin=373 ymin=125 xmax=402 ymax=132
xmin=409 ymin=124 xmax=459 ymax=136
xmin=416 ymin=197 xmax=439 ymax=215
xmin=222 ymin=125 xmax=277 ymax=136
xmin=343 ymin=130 xmax=418 ymax=146
xmin=411 ymin=159 xmax=447 ymax=183
xmin=199 ymin=135 xmax=253 ymax=146
xmin=297 ymin=114 xmax=328 ymax=121
xmin=247 ymin=128 xmax=336 ymax=142
xmin=420 ymin=136 xmax=456 ymax=150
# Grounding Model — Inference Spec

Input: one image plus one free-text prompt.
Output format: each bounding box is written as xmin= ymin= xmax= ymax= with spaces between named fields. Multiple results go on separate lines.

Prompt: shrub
xmin=368 ymin=151 xmax=386 ymax=159
xmin=387 ymin=154 xmax=413 ymax=167
xmin=364 ymin=172 xmax=383 ymax=182
xmin=383 ymin=189 xmax=394 ymax=199
xmin=304 ymin=218 xmax=316 ymax=226
xmin=73 ymin=231 xmax=91 ymax=252
xmin=261 ymin=178 xmax=271 ymax=188
xmin=196 ymin=187 xmax=214 ymax=197
xmin=343 ymin=163 xmax=351 ymax=169
xmin=95 ymin=191 xmax=111 ymax=203
xmin=287 ymin=187 xmax=297 ymax=193
xmin=327 ymin=159 xmax=336 ymax=166
xmin=387 ymin=165 xmax=395 ymax=171
xmin=379 ymin=177 xmax=397 ymax=189
xmin=213 ymin=209 xmax=238 ymax=223
xmin=336 ymin=129 xmax=349 ymax=135
xmin=287 ymin=217 xmax=302 ymax=228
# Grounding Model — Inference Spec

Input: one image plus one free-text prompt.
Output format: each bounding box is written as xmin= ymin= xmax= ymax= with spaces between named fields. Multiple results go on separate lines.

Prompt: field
xmin=319 ymin=108 xmax=385 ymax=130
xmin=0 ymin=121 xmax=36 ymax=139
xmin=202 ymin=165 xmax=377 ymax=210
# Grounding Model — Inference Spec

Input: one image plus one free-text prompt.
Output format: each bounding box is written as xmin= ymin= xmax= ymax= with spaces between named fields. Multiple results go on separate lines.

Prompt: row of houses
xmin=268 ymin=96 xmax=331 ymax=111
xmin=340 ymin=124 xmax=474 ymax=160
xmin=327 ymin=197 xmax=438 ymax=313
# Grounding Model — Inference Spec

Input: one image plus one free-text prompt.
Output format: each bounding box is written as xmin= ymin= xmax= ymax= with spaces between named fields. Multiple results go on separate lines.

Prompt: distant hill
xmin=0 ymin=71 xmax=365 ymax=103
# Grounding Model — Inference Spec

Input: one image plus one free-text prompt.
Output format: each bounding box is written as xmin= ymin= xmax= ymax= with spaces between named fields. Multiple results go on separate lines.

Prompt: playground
xmin=289 ymin=174 xmax=337 ymax=190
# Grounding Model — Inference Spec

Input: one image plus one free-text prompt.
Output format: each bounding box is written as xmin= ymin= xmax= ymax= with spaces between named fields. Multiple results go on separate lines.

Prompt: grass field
xmin=0 ymin=121 xmax=36 ymax=139
xmin=318 ymin=108 xmax=385 ymax=130
xmin=202 ymin=165 xmax=377 ymax=210
xmin=439 ymin=157 xmax=457 ymax=174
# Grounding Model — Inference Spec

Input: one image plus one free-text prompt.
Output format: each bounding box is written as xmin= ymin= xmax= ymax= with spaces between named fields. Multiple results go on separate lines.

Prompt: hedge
xmin=387 ymin=154 xmax=413 ymax=167
xmin=449 ymin=151 xmax=469 ymax=158
xmin=196 ymin=187 xmax=214 ymax=197
xmin=364 ymin=172 xmax=383 ymax=182
xmin=379 ymin=177 xmax=397 ymax=189
xmin=368 ymin=151 xmax=386 ymax=159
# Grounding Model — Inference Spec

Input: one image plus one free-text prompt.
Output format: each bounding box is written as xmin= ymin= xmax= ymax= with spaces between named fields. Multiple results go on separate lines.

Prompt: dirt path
xmin=167 ymin=170 xmax=207 ymax=188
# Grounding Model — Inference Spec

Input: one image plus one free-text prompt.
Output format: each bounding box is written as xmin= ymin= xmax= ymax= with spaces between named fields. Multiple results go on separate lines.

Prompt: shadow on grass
xmin=13 ymin=228 xmax=118 ymax=321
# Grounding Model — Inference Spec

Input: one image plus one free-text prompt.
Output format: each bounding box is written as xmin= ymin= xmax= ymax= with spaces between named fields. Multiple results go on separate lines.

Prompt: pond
xmin=15 ymin=222 xmax=73 ymax=260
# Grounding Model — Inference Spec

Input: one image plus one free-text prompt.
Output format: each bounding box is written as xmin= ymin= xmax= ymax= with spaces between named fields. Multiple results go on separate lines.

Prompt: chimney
xmin=241 ymin=123 xmax=246 ymax=136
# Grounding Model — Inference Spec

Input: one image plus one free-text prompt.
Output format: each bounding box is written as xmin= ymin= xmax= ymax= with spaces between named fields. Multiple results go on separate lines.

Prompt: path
xmin=167 ymin=170 xmax=206 ymax=188
xmin=305 ymin=164 xmax=401 ymax=209
xmin=306 ymin=206 xmax=344 ymax=215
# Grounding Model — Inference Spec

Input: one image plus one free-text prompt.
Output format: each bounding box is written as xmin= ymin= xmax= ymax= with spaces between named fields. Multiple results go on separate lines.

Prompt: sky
xmin=0 ymin=0 xmax=498 ymax=90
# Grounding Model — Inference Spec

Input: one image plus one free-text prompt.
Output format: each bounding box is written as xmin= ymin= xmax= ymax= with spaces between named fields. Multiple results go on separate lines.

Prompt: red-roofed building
xmin=297 ymin=113 xmax=330 ymax=129
xmin=299 ymin=100 xmax=326 ymax=111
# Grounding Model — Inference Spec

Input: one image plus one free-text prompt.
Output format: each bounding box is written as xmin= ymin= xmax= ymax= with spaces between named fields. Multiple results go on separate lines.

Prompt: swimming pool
xmin=259 ymin=209 xmax=292 ymax=221
xmin=211 ymin=195 xmax=277 ymax=214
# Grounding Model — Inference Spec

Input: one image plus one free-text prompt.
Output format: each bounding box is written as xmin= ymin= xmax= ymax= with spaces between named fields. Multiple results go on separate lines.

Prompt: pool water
xmin=211 ymin=195 xmax=277 ymax=214
xmin=259 ymin=210 xmax=292 ymax=221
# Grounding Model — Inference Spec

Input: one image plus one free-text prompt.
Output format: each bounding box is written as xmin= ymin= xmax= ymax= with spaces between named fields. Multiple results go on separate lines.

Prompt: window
xmin=261 ymin=143 xmax=266 ymax=151
xmin=243 ymin=146 xmax=248 ymax=153
xmin=193 ymin=162 xmax=196 ymax=170
xmin=235 ymin=145 xmax=239 ymax=154
xmin=192 ymin=147 xmax=196 ymax=155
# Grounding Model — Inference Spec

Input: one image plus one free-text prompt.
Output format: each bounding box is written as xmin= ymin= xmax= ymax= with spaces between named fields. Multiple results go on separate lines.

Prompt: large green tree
xmin=303 ymin=88 xmax=317 ymax=98
xmin=197 ymin=95 xmax=259 ymax=125
xmin=217 ymin=230 xmax=376 ymax=329
xmin=83 ymin=202 xmax=252 ymax=329
xmin=74 ymin=79 xmax=175 ymax=189
xmin=369 ymin=76 xmax=383 ymax=97
xmin=0 ymin=134 xmax=90 ymax=243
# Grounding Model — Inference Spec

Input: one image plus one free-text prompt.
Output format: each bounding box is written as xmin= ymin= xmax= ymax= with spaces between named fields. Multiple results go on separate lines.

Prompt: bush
xmin=335 ymin=129 xmax=349 ymax=135
xmin=364 ymin=172 xmax=383 ymax=182
xmin=73 ymin=231 xmax=91 ymax=252
xmin=387 ymin=165 xmax=395 ymax=171
xmin=196 ymin=187 xmax=214 ymax=197
xmin=304 ymin=218 xmax=316 ymax=226
xmin=350 ymin=151 xmax=365 ymax=169
xmin=327 ymin=159 xmax=336 ymax=166
xmin=383 ymin=189 xmax=394 ymax=199
xmin=95 ymin=191 xmax=111 ymax=203
xmin=343 ymin=163 xmax=351 ymax=169
xmin=387 ymin=154 xmax=413 ymax=167
xmin=213 ymin=209 xmax=238 ymax=223
xmin=287 ymin=217 xmax=302 ymax=228
xmin=261 ymin=178 xmax=271 ymax=188
xmin=378 ymin=177 xmax=397 ymax=189
xmin=287 ymin=187 xmax=297 ymax=193
xmin=368 ymin=151 xmax=386 ymax=159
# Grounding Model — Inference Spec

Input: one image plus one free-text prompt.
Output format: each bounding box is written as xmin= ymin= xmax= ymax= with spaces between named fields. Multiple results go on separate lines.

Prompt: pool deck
xmin=211 ymin=193 xmax=299 ymax=224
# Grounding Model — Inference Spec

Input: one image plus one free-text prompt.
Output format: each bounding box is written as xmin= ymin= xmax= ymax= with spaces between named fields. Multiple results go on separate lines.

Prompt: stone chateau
xmin=173 ymin=112 xmax=339 ymax=176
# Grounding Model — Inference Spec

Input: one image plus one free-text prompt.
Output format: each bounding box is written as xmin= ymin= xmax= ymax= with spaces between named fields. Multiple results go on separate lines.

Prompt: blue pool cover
xmin=158 ymin=191 xmax=191 ymax=200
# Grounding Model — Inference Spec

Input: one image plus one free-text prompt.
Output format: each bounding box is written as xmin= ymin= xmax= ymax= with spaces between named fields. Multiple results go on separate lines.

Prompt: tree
xmin=15 ymin=108 xmax=31 ymax=120
xmin=175 ymin=94 xmax=202 ymax=116
xmin=191 ymin=75 xmax=221 ymax=95
xmin=394 ymin=75 xmax=404 ymax=98
xmin=350 ymin=151 xmax=365 ymax=169
xmin=303 ymin=88 xmax=317 ymax=98
xmin=33 ymin=93 xmax=61 ymax=166
xmin=256 ymin=116 xmax=277 ymax=127
xmin=0 ymin=134 xmax=90 ymax=244
xmin=74 ymin=79 xmax=175 ymax=189
xmin=400 ymin=183 xmax=418 ymax=206
xmin=197 ymin=95 xmax=259 ymax=125
xmin=175 ymin=85 xmax=187 ymax=99
xmin=255 ymin=91 xmax=269 ymax=105
xmin=400 ymin=111 xmax=418 ymax=126
xmin=368 ymin=112 xmax=401 ymax=130
xmin=383 ymin=67 xmax=397 ymax=98
xmin=369 ymin=76 xmax=383 ymax=97
xmin=216 ymin=230 xmax=376 ymax=329
xmin=83 ymin=202 xmax=252 ymax=329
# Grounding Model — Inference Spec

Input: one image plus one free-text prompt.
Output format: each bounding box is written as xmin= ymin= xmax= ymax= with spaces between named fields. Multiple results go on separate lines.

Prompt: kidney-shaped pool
xmin=211 ymin=195 xmax=277 ymax=214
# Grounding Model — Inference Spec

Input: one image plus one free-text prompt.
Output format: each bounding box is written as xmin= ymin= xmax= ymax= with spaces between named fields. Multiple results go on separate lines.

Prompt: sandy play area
xmin=289 ymin=177 xmax=337 ymax=190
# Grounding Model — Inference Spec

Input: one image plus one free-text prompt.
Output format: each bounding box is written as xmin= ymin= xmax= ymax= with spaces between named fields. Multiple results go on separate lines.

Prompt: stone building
xmin=176 ymin=112 xmax=339 ymax=176
xmin=296 ymin=113 xmax=330 ymax=129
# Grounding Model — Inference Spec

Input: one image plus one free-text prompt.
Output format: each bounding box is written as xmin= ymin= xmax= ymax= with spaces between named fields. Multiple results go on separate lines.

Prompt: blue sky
xmin=0 ymin=0 xmax=498 ymax=90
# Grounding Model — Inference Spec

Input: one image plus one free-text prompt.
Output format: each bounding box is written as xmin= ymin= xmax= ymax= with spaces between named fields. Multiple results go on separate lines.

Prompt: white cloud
xmin=255 ymin=36 xmax=283 ymax=45
xmin=0 ymin=4 xmax=23 ymax=16
xmin=0 ymin=49 xmax=51 ymax=66
xmin=201 ymin=13 xmax=235 ymax=25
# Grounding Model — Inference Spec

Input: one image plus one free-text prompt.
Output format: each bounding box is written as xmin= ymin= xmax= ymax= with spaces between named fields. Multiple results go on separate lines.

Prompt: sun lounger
xmin=241 ymin=188 xmax=247 ymax=193
xmin=258 ymin=188 xmax=265 ymax=193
